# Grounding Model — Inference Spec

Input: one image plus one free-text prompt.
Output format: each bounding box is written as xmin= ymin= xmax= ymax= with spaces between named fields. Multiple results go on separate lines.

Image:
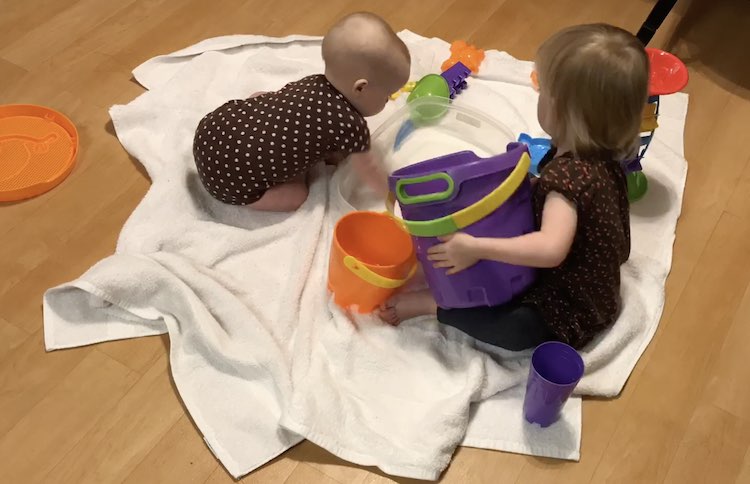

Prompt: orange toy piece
xmin=328 ymin=211 xmax=416 ymax=313
xmin=441 ymin=40 xmax=486 ymax=74
xmin=0 ymin=104 xmax=78 ymax=202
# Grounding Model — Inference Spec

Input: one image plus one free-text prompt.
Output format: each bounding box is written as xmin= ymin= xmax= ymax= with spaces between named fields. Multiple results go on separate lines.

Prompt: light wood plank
xmin=0 ymin=331 xmax=90 ymax=436
xmin=122 ymin=415 xmax=219 ymax=484
xmin=0 ymin=0 xmax=138 ymax=71
xmin=0 ymin=316 xmax=29 ymax=361
xmin=441 ymin=447 xmax=525 ymax=483
xmin=513 ymin=397 xmax=631 ymax=484
xmin=0 ymin=350 xmax=138 ymax=483
xmin=736 ymin=447 xmax=750 ymax=484
xmin=590 ymin=213 xmax=750 ymax=483
xmin=204 ymin=456 xmax=299 ymax=484
xmin=704 ymin=282 xmax=750 ymax=421
xmin=97 ymin=334 xmax=168 ymax=374
xmin=286 ymin=442 xmax=372 ymax=484
xmin=0 ymin=0 xmax=73 ymax=48
xmin=726 ymin=157 xmax=750 ymax=221
xmin=284 ymin=463 xmax=343 ymax=484
xmin=664 ymin=404 xmax=750 ymax=484
xmin=45 ymin=355 xmax=185 ymax=483
xmin=0 ymin=57 xmax=28 ymax=102
xmin=421 ymin=0 xmax=509 ymax=43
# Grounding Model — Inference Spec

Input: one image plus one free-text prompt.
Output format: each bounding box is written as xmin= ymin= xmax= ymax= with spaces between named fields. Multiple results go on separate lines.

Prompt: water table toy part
xmin=520 ymin=48 xmax=687 ymax=202
xmin=0 ymin=104 xmax=79 ymax=202
xmin=441 ymin=40 xmax=486 ymax=74
xmin=517 ymin=133 xmax=551 ymax=176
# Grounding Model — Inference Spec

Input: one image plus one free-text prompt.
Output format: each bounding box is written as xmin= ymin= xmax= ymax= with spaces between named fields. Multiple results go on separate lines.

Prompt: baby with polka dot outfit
xmin=193 ymin=12 xmax=410 ymax=211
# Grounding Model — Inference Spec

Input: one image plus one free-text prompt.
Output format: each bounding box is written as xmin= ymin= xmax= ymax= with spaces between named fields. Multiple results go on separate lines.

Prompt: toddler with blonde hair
xmin=380 ymin=24 xmax=649 ymax=350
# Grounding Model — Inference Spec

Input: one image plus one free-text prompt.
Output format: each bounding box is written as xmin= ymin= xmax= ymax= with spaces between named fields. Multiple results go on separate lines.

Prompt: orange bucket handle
xmin=343 ymin=255 xmax=417 ymax=289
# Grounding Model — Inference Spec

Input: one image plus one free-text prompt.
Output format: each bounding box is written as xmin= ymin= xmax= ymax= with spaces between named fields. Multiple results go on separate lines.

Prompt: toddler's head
xmin=534 ymin=23 xmax=649 ymax=160
xmin=322 ymin=12 xmax=411 ymax=117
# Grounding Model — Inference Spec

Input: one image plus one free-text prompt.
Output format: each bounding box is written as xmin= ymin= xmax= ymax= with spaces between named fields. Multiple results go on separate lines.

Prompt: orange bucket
xmin=328 ymin=211 xmax=417 ymax=313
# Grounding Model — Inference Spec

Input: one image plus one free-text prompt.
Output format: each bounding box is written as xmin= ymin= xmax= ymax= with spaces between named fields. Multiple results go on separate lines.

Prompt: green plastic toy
xmin=406 ymin=74 xmax=450 ymax=125
xmin=627 ymin=171 xmax=648 ymax=202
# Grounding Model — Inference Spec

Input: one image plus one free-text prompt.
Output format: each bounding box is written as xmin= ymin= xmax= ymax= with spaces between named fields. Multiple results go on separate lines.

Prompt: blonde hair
xmin=535 ymin=23 xmax=649 ymax=161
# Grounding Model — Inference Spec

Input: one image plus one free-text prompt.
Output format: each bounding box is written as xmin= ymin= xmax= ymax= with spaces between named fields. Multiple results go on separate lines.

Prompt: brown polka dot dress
xmin=523 ymin=153 xmax=631 ymax=348
xmin=193 ymin=74 xmax=370 ymax=205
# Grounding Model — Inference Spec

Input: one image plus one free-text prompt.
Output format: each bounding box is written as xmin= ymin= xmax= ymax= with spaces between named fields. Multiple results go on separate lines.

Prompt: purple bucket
xmin=388 ymin=142 xmax=536 ymax=309
xmin=523 ymin=342 xmax=585 ymax=427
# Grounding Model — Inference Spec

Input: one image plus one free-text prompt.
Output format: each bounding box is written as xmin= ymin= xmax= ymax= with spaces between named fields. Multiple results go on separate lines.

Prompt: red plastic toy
xmin=646 ymin=47 xmax=688 ymax=96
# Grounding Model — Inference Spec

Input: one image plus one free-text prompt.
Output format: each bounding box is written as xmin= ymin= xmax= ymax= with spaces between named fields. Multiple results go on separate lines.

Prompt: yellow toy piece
xmin=389 ymin=81 xmax=417 ymax=100
xmin=640 ymin=102 xmax=659 ymax=132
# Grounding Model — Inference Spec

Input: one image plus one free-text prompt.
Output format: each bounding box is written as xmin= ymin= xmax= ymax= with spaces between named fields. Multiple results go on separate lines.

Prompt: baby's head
xmin=322 ymin=12 xmax=411 ymax=117
xmin=534 ymin=23 xmax=649 ymax=160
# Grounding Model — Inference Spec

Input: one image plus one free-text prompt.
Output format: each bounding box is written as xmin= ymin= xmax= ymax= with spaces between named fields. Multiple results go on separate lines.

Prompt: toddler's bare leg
xmin=248 ymin=174 xmax=309 ymax=212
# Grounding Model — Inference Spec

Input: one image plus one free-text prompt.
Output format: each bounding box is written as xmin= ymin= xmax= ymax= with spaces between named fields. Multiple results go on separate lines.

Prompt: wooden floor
xmin=1 ymin=0 xmax=750 ymax=482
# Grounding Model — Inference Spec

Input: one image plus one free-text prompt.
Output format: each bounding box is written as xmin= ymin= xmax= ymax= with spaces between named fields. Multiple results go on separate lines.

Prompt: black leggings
xmin=437 ymin=302 xmax=555 ymax=351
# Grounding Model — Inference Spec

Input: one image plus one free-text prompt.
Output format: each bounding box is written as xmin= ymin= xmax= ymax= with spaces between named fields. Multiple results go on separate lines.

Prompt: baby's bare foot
xmin=377 ymin=290 xmax=437 ymax=326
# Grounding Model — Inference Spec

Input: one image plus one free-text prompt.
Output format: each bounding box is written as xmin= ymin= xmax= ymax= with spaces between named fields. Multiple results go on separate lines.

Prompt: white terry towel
xmin=43 ymin=31 xmax=688 ymax=480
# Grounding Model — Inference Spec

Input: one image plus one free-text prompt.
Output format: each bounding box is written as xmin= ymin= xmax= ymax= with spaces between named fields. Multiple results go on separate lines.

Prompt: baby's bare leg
xmin=248 ymin=174 xmax=309 ymax=212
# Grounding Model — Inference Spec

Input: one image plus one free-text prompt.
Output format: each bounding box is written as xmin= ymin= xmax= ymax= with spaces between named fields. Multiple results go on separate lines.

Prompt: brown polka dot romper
xmin=193 ymin=74 xmax=370 ymax=205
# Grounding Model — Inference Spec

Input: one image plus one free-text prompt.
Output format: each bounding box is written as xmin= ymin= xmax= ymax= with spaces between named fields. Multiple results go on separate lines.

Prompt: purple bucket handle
xmin=389 ymin=143 xmax=529 ymax=203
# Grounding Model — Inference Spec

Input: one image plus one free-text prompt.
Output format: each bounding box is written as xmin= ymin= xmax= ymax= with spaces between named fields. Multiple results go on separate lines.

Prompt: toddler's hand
xmin=427 ymin=233 xmax=479 ymax=275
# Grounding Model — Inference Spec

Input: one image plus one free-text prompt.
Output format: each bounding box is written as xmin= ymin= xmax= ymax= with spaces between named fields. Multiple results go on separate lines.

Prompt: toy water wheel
xmin=627 ymin=49 xmax=688 ymax=203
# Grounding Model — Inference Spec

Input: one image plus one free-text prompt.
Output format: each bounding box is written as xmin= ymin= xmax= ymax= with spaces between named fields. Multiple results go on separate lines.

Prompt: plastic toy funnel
xmin=523 ymin=341 xmax=584 ymax=427
xmin=328 ymin=211 xmax=416 ymax=313
xmin=407 ymin=75 xmax=451 ymax=125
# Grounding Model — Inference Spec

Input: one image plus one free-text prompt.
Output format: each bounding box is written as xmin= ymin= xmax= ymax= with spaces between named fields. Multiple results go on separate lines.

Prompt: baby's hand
xmin=427 ymin=233 xmax=480 ymax=275
xmin=350 ymin=151 xmax=388 ymax=198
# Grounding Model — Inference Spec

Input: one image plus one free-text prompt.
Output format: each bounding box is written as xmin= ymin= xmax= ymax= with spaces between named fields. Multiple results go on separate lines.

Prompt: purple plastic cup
xmin=523 ymin=341 xmax=585 ymax=427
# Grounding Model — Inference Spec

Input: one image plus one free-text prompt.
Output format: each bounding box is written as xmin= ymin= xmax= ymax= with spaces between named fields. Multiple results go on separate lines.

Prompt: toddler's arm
xmin=474 ymin=192 xmax=576 ymax=267
xmin=428 ymin=192 xmax=576 ymax=273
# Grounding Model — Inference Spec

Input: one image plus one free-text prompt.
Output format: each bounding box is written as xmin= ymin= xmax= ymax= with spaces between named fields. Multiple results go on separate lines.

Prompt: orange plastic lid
xmin=0 ymin=104 xmax=78 ymax=202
